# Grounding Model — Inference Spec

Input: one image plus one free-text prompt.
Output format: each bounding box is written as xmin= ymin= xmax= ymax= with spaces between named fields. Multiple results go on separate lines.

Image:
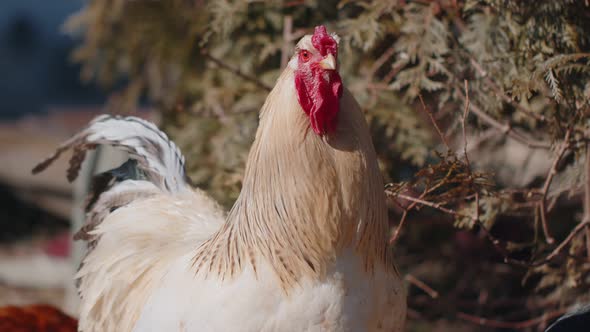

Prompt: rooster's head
xmin=290 ymin=25 xmax=342 ymax=136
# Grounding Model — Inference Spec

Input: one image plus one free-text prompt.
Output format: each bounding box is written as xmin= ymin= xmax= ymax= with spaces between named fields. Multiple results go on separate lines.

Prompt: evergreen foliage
xmin=65 ymin=0 xmax=590 ymax=330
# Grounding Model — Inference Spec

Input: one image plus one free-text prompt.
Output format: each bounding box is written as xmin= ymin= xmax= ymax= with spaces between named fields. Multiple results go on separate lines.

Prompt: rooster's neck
xmin=192 ymin=69 xmax=392 ymax=288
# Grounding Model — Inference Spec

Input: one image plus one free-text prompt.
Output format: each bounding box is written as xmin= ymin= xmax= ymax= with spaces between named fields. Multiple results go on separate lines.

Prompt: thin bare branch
xmin=505 ymin=219 xmax=590 ymax=268
xmin=457 ymin=307 xmax=568 ymax=330
xmin=538 ymin=127 xmax=573 ymax=244
xmin=281 ymin=15 xmax=293 ymax=69
xmin=366 ymin=45 xmax=396 ymax=82
xmin=418 ymin=94 xmax=451 ymax=151
xmin=388 ymin=192 xmax=475 ymax=222
xmin=202 ymin=51 xmax=272 ymax=92
xmin=546 ymin=219 xmax=590 ymax=261
xmin=390 ymin=210 xmax=410 ymax=243
xmin=405 ymin=274 xmax=439 ymax=299
xmin=388 ymin=168 xmax=457 ymax=244
xmin=461 ymin=80 xmax=471 ymax=164
xmin=461 ymin=80 xmax=479 ymax=222
xmin=585 ymin=140 xmax=590 ymax=260
xmin=388 ymin=190 xmax=590 ymax=268
xmin=389 ymin=188 xmax=432 ymax=244
xmin=454 ymin=82 xmax=551 ymax=149
xmin=389 ymin=191 xmax=504 ymax=254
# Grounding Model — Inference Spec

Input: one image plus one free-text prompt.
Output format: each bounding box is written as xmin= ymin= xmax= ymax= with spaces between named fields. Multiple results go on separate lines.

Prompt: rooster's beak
xmin=319 ymin=54 xmax=337 ymax=70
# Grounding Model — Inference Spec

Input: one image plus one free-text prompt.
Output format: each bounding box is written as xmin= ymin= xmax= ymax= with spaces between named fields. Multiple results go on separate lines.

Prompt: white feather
xmin=77 ymin=190 xmax=225 ymax=332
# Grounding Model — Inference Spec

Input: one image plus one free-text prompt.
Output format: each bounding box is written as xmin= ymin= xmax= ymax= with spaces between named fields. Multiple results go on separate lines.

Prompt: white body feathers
xmin=33 ymin=36 xmax=406 ymax=331
xmin=82 ymin=191 xmax=404 ymax=332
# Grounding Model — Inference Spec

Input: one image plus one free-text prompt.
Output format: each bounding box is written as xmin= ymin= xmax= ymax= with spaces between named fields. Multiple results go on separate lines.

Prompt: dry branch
xmin=389 ymin=193 xmax=476 ymax=222
xmin=280 ymin=15 xmax=294 ymax=69
xmin=461 ymin=80 xmax=479 ymax=222
xmin=457 ymin=307 xmax=568 ymax=330
xmin=418 ymin=94 xmax=450 ymax=151
xmin=202 ymin=51 xmax=272 ymax=92
xmin=389 ymin=190 xmax=590 ymax=268
xmin=405 ymin=274 xmax=439 ymax=299
xmin=538 ymin=127 xmax=573 ymax=244
xmin=454 ymin=82 xmax=551 ymax=149
xmin=585 ymin=141 xmax=590 ymax=260
xmin=390 ymin=209 xmax=410 ymax=243
xmin=366 ymin=45 xmax=396 ymax=83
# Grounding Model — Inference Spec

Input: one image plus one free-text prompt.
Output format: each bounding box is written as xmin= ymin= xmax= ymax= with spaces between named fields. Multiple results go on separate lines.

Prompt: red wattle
xmin=295 ymin=68 xmax=342 ymax=135
xmin=294 ymin=25 xmax=342 ymax=136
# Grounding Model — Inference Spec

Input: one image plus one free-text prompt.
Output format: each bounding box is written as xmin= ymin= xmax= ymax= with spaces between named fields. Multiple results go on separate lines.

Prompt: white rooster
xmin=33 ymin=26 xmax=407 ymax=332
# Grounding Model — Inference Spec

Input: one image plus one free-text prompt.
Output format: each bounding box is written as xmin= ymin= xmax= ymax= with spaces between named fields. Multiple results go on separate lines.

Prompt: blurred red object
xmin=0 ymin=305 xmax=77 ymax=332
xmin=42 ymin=232 xmax=71 ymax=258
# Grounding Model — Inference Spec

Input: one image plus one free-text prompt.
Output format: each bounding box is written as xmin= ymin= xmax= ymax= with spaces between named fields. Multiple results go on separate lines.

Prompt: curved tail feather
xmin=32 ymin=114 xmax=189 ymax=193
xmin=32 ymin=114 xmax=190 ymax=244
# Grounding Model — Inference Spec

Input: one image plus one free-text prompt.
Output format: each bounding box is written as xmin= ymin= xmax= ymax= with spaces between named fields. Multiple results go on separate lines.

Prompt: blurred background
xmin=0 ymin=0 xmax=105 ymax=315
xmin=1 ymin=1 xmax=590 ymax=331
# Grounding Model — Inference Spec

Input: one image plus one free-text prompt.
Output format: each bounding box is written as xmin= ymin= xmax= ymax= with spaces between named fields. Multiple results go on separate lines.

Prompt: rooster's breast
xmin=132 ymin=249 xmax=405 ymax=332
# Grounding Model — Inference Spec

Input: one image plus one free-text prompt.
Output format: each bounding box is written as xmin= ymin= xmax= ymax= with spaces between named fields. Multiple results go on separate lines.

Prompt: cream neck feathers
xmin=192 ymin=68 xmax=391 ymax=289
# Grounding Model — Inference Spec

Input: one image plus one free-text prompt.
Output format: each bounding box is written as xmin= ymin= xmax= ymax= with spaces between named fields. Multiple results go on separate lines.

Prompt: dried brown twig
xmin=390 ymin=81 xmax=484 ymax=243
xmin=389 ymin=189 xmax=437 ymax=242
xmin=453 ymin=82 xmax=551 ymax=149
xmin=389 ymin=94 xmax=454 ymax=244
xmin=538 ymin=127 xmax=573 ymax=244
xmin=391 ymin=188 xmax=590 ymax=268
xmin=405 ymin=274 xmax=439 ymax=299
xmin=585 ymin=141 xmax=590 ymax=260
xmin=389 ymin=192 xmax=471 ymax=221
xmin=461 ymin=80 xmax=480 ymax=223
xmin=201 ymin=51 xmax=272 ymax=92
xmin=385 ymin=83 xmax=582 ymax=268
xmin=418 ymin=94 xmax=450 ymax=151
xmin=457 ymin=307 xmax=568 ymax=330
xmin=388 ymin=164 xmax=457 ymax=243
xmin=366 ymin=45 xmax=396 ymax=83
xmin=390 ymin=208 xmax=411 ymax=244
xmin=280 ymin=15 xmax=293 ymax=69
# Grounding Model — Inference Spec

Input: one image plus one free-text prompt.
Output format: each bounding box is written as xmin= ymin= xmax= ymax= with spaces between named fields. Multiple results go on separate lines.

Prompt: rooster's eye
xmin=300 ymin=50 xmax=311 ymax=62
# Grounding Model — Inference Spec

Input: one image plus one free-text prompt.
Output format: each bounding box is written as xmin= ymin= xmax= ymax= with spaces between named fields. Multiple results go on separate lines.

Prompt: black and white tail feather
xmin=32 ymin=114 xmax=190 ymax=243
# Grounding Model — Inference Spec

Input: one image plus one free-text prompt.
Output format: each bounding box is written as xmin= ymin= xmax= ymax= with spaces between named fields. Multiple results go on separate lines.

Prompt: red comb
xmin=311 ymin=26 xmax=338 ymax=57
